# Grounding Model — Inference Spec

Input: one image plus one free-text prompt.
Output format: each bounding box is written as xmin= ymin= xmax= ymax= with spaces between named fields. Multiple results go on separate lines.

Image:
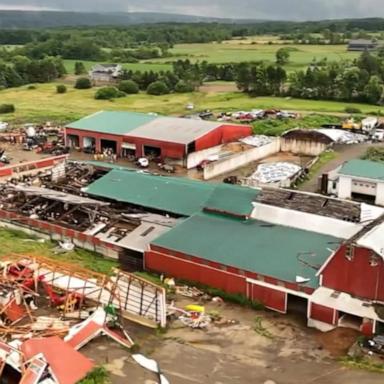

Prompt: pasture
xmin=0 ymin=82 xmax=382 ymax=125
xmin=148 ymin=41 xmax=360 ymax=71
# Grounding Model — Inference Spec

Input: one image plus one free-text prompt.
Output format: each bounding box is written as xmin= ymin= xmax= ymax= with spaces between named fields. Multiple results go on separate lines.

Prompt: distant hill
xmin=0 ymin=10 xmax=239 ymax=28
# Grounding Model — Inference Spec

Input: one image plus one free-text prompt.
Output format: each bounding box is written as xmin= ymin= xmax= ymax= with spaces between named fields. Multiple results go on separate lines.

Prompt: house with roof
xmin=323 ymin=159 xmax=384 ymax=206
xmin=347 ymin=39 xmax=378 ymax=51
xmin=89 ymin=64 xmax=122 ymax=84
xmin=65 ymin=111 xmax=252 ymax=160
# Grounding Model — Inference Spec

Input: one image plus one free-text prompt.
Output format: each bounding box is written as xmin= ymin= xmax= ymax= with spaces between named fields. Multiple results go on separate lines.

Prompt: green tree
xmin=276 ymin=48 xmax=290 ymax=65
xmin=174 ymin=80 xmax=194 ymax=93
xmin=74 ymin=62 xmax=86 ymax=75
xmin=75 ymin=77 xmax=92 ymax=89
xmin=118 ymin=80 xmax=139 ymax=94
xmin=364 ymin=75 xmax=382 ymax=104
xmin=56 ymin=84 xmax=67 ymax=94
xmin=146 ymin=80 xmax=169 ymax=95
xmin=94 ymin=86 xmax=124 ymax=100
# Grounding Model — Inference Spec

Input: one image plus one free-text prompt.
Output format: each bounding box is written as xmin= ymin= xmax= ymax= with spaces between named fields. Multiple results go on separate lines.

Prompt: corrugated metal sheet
xmin=127 ymin=117 xmax=222 ymax=144
xmin=84 ymin=169 xmax=216 ymax=216
xmin=151 ymin=212 xmax=340 ymax=289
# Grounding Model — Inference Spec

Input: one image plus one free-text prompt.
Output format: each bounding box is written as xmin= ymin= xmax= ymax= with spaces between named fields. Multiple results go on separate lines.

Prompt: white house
xmin=325 ymin=159 xmax=384 ymax=206
xmin=89 ymin=64 xmax=122 ymax=83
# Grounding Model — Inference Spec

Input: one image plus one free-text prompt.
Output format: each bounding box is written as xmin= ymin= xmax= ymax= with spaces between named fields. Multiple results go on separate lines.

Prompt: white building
xmin=325 ymin=159 xmax=384 ymax=206
xmin=89 ymin=64 xmax=122 ymax=84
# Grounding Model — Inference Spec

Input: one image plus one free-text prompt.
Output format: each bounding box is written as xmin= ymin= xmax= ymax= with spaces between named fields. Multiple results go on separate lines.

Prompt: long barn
xmin=65 ymin=111 xmax=252 ymax=160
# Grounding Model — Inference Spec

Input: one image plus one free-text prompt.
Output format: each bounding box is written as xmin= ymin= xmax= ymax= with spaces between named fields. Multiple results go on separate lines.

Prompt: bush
xmin=0 ymin=104 xmax=15 ymax=114
xmin=345 ymin=106 xmax=362 ymax=114
xmin=147 ymin=80 xmax=169 ymax=96
xmin=56 ymin=84 xmax=67 ymax=94
xmin=94 ymin=86 xmax=125 ymax=100
xmin=75 ymin=77 xmax=92 ymax=89
xmin=27 ymin=85 xmax=36 ymax=90
xmin=174 ymin=80 xmax=194 ymax=93
xmin=118 ymin=80 xmax=139 ymax=94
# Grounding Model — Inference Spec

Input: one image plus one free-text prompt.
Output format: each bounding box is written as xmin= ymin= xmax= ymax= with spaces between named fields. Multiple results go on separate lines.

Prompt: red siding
xmin=195 ymin=124 xmax=252 ymax=152
xmin=219 ymin=124 xmax=253 ymax=143
xmin=321 ymin=245 xmax=384 ymax=301
xmin=145 ymin=250 xmax=246 ymax=294
xmin=123 ymin=136 xmax=185 ymax=159
xmin=66 ymin=128 xmax=123 ymax=154
xmin=309 ymin=302 xmax=336 ymax=325
xmin=248 ymin=281 xmax=287 ymax=313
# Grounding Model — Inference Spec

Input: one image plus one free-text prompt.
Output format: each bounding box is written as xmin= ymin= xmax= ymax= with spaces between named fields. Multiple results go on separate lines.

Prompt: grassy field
xmin=0 ymin=83 xmax=383 ymax=124
xmin=0 ymin=228 xmax=117 ymax=274
xmin=148 ymin=41 xmax=359 ymax=71
xmin=63 ymin=60 xmax=171 ymax=74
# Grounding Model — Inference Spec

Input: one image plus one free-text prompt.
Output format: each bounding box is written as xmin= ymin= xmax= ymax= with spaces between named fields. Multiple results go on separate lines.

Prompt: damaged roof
xmin=84 ymin=169 xmax=216 ymax=216
xmin=152 ymin=212 xmax=341 ymax=289
xmin=66 ymin=111 xmax=157 ymax=135
xmin=339 ymin=159 xmax=384 ymax=181
xmin=203 ymin=183 xmax=260 ymax=217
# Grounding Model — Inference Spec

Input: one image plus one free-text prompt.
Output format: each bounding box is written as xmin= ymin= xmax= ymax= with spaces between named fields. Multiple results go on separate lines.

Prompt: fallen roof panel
xmin=21 ymin=337 xmax=94 ymax=384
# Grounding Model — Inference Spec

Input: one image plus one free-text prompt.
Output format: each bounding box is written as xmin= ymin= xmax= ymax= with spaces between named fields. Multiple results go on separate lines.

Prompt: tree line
xmin=0 ymin=56 xmax=65 ymax=88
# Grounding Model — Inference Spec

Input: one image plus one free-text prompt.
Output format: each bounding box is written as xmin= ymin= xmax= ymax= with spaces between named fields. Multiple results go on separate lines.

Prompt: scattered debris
xmin=248 ymin=162 xmax=302 ymax=184
xmin=132 ymin=354 xmax=170 ymax=384
xmin=240 ymin=135 xmax=273 ymax=147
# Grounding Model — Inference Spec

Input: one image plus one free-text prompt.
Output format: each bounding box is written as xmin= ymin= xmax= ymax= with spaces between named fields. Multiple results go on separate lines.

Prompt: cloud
xmin=0 ymin=0 xmax=382 ymax=20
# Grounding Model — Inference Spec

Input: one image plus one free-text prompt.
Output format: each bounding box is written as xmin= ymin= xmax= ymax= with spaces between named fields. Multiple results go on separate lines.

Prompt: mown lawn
xmin=0 ymin=83 xmax=383 ymax=125
xmin=0 ymin=228 xmax=117 ymax=274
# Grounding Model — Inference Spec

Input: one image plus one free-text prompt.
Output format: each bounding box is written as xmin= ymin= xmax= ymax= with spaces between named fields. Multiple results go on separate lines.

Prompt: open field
xmin=0 ymin=83 xmax=383 ymax=124
xmin=62 ymin=59 xmax=172 ymax=74
xmin=148 ymin=41 xmax=360 ymax=71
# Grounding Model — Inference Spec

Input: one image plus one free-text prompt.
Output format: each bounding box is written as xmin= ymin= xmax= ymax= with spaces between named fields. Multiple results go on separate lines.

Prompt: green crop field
xmin=148 ymin=41 xmax=359 ymax=71
xmin=63 ymin=60 xmax=172 ymax=74
xmin=0 ymin=82 xmax=382 ymax=125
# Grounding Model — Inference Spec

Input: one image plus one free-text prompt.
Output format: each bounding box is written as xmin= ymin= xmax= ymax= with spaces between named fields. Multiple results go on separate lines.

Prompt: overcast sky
xmin=0 ymin=0 xmax=382 ymax=21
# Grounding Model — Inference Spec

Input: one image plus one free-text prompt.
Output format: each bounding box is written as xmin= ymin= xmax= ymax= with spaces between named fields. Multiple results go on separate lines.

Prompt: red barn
xmin=309 ymin=220 xmax=384 ymax=335
xmin=65 ymin=111 xmax=252 ymax=160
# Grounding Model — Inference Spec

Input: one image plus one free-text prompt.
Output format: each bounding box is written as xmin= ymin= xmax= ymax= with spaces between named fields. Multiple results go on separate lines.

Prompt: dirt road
xmin=82 ymin=298 xmax=384 ymax=384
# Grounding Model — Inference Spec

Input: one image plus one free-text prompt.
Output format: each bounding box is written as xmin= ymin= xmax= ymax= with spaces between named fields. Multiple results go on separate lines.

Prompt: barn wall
xmin=280 ymin=138 xmax=327 ymax=156
xmin=186 ymin=144 xmax=224 ymax=169
xmin=321 ymin=245 xmax=384 ymax=301
xmin=145 ymin=250 xmax=246 ymax=294
xmin=203 ymin=138 xmax=280 ymax=180
xmin=123 ymin=136 xmax=185 ymax=159
xmin=65 ymin=128 xmax=123 ymax=154
xmin=309 ymin=302 xmax=337 ymax=325
xmin=247 ymin=280 xmax=287 ymax=313
xmin=195 ymin=124 xmax=252 ymax=152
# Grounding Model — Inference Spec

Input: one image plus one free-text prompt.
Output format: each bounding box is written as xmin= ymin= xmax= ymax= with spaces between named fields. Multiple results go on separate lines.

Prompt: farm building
xmin=65 ymin=111 xmax=252 ymax=161
xmin=347 ymin=39 xmax=378 ymax=51
xmin=2 ymin=159 xmax=384 ymax=334
xmin=323 ymin=159 xmax=384 ymax=206
xmin=89 ymin=64 xmax=122 ymax=83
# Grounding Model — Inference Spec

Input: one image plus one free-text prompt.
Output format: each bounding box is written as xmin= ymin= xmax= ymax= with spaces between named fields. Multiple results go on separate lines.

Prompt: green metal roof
xmin=203 ymin=184 xmax=260 ymax=217
xmin=339 ymin=159 xmax=384 ymax=181
xmin=152 ymin=212 xmax=341 ymax=288
xmin=66 ymin=111 xmax=157 ymax=135
xmin=84 ymin=169 xmax=216 ymax=216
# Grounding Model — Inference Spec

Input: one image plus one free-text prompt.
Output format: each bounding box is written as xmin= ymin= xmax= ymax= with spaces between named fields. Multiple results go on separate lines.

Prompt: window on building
xmin=369 ymin=252 xmax=380 ymax=267
xmin=332 ymin=181 xmax=337 ymax=189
